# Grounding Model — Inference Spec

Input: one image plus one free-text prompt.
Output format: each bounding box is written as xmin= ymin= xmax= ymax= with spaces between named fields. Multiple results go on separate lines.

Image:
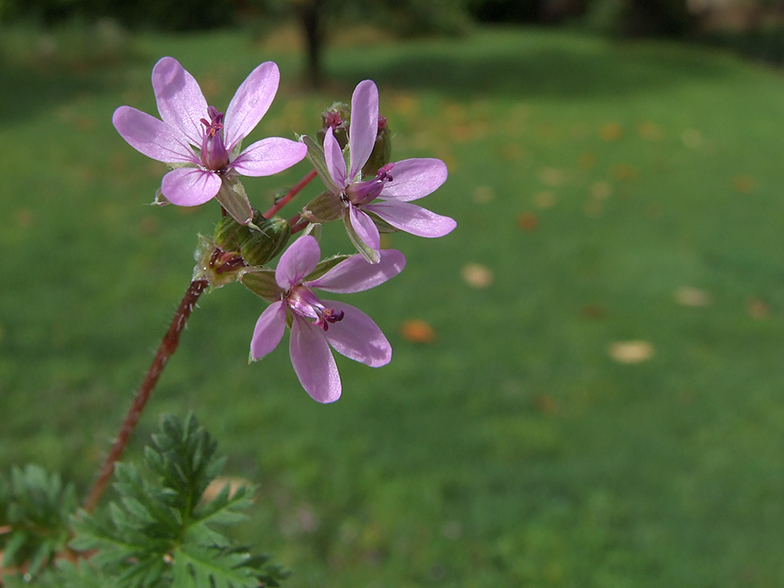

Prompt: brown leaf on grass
xmin=461 ymin=263 xmax=493 ymax=288
xmin=138 ymin=215 xmax=161 ymax=236
xmin=533 ymin=393 xmax=559 ymax=415
xmin=747 ymin=297 xmax=769 ymax=319
xmin=675 ymin=287 xmax=711 ymax=307
xmin=202 ymin=476 xmax=253 ymax=503
xmin=608 ymin=341 xmax=654 ymax=364
xmin=733 ymin=175 xmax=755 ymax=194
xmin=584 ymin=198 xmax=602 ymax=217
xmin=517 ymin=212 xmax=539 ymax=231
xmin=580 ymin=304 xmax=606 ymax=320
xmin=637 ymin=120 xmax=664 ymax=141
xmin=400 ymin=319 xmax=436 ymax=343
xmin=15 ymin=209 xmax=33 ymax=228
xmin=578 ymin=152 xmax=597 ymax=170
xmin=611 ymin=164 xmax=638 ymax=181
xmin=538 ymin=167 xmax=566 ymax=187
xmin=590 ymin=181 xmax=611 ymax=199
xmin=681 ymin=129 xmax=703 ymax=149
xmin=534 ymin=190 xmax=557 ymax=209
xmin=600 ymin=123 xmax=622 ymax=141
xmin=473 ymin=186 xmax=495 ymax=204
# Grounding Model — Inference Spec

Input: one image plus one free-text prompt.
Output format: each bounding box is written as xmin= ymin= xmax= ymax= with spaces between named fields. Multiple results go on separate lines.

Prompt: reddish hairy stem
xmin=82 ymin=278 xmax=209 ymax=513
xmin=263 ymin=169 xmax=318 ymax=219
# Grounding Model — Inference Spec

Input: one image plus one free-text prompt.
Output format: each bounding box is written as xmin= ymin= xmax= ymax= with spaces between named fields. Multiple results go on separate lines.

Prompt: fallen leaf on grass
xmin=517 ymin=212 xmax=539 ymax=231
xmin=747 ymin=298 xmax=769 ymax=319
xmin=637 ymin=120 xmax=664 ymax=141
xmin=473 ymin=186 xmax=495 ymax=204
xmin=580 ymin=304 xmax=606 ymax=320
xmin=533 ymin=393 xmax=559 ymax=415
xmin=675 ymin=287 xmax=711 ymax=307
xmin=538 ymin=167 xmax=566 ymax=187
xmin=578 ymin=152 xmax=597 ymax=170
xmin=15 ymin=209 xmax=33 ymax=228
xmin=534 ymin=190 xmax=557 ymax=208
xmin=682 ymin=129 xmax=703 ymax=149
xmin=401 ymin=319 xmax=436 ymax=343
xmin=600 ymin=123 xmax=622 ymax=141
xmin=733 ymin=175 xmax=755 ymax=194
xmin=611 ymin=164 xmax=638 ymax=181
xmin=608 ymin=341 xmax=654 ymax=364
xmin=590 ymin=181 xmax=611 ymax=199
xmin=461 ymin=263 xmax=493 ymax=288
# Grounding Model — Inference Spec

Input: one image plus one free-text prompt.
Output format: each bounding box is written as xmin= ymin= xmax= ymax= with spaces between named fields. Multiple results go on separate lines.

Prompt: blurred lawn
xmin=3 ymin=23 xmax=784 ymax=587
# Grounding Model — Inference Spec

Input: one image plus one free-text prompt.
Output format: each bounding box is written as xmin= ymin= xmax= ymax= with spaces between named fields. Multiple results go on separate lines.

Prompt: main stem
xmin=83 ymin=278 xmax=209 ymax=513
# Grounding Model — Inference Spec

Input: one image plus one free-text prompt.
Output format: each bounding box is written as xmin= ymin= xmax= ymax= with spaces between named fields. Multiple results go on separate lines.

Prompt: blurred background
xmin=3 ymin=0 xmax=784 ymax=585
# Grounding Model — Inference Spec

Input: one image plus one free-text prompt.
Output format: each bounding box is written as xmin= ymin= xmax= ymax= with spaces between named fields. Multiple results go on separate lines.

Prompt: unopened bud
xmin=214 ymin=211 xmax=291 ymax=266
xmin=361 ymin=116 xmax=392 ymax=178
xmin=240 ymin=214 xmax=291 ymax=266
xmin=317 ymin=102 xmax=349 ymax=149
xmin=214 ymin=214 xmax=251 ymax=252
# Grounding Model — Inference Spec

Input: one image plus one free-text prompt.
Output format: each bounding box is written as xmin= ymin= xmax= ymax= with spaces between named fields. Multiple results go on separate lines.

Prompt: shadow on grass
xmin=334 ymin=31 xmax=734 ymax=99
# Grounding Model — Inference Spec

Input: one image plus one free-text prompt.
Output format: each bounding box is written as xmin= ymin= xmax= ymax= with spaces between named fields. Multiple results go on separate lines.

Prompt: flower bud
xmin=240 ymin=214 xmax=291 ymax=266
xmin=301 ymin=191 xmax=344 ymax=224
xmin=214 ymin=214 xmax=251 ymax=252
xmin=361 ymin=116 xmax=392 ymax=178
xmin=317 ymin=102 xmax=349 ymax=149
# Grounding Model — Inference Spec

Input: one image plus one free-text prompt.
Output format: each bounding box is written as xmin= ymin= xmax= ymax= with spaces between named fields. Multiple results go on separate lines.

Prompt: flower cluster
xmin=114 ymin=57 xmax=456 ymax=402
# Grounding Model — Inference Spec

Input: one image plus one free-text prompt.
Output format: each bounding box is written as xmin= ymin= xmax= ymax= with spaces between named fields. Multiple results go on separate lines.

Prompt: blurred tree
xmin=253 ymin=0 xmax=473 ymax=87
xmin=586 ymin=0 xmax=695 ymax=37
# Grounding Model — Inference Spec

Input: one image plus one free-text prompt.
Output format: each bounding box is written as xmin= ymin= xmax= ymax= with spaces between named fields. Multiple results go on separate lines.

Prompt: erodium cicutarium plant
xmin=0 ymin=56 xmax=455 ymax=587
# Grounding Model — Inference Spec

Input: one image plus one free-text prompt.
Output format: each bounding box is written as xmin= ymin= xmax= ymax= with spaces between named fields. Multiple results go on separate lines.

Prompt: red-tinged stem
xmin=83 ymin=278 xmax=209 ymax=513
xmin=264 ymin=169 xmax=318 ymax=219
xmin=289 ymin=216 xmax=310 ymax=235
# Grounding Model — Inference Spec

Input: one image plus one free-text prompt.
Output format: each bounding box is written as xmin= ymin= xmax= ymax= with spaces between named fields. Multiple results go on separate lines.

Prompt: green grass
xmin=3 ymin=23 xmax=784 ymax=587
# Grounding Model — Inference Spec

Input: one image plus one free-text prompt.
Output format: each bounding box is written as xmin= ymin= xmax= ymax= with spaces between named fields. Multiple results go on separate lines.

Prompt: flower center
xmin=345 ymin=162 xmax=395 ymax=206
xmin=200 ymin=106 xmax=230 ymax=171
xmin=287 ymin=286 xmax=345 ymax=331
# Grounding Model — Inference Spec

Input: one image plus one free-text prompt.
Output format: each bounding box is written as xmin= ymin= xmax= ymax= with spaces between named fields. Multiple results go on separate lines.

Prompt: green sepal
xmin=215 ymin=175 xmax=254 ymax=227
xmin=301 ymin=191 xmax=344 ymax=224
xmin=240 ymin=269 xmax=281 ymax=301
xmin=366 ymin=210 xmax=399 ymax=234
xmin=302 ymin=135 xmax=340 ymax=194
xmin=361 ymin=122 xmax=392 ymax=178
xmin=343 ymin=215 xmax=380 ymax=264
xmin=304 ymin=255 xmax=351 ymax=282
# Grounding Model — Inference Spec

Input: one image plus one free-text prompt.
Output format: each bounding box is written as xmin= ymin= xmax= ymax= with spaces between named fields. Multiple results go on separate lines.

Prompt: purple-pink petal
xmin=307 ymin=250 xmax=406 ymax=293
xmin=349 ymin=205 xmax=381 ymax=252
xmin=348 ymin=80 xmax=379 ymax=181
xmin=323 ymin=127 xmax=347 ymax=188
xmin=160 ymin=167 xmax=222 ymax=206
xmin=322 ymin=301 xmax=391 ymax=368
xmin=112 ymin=106 xmax=197 ymax=165
xmin=290 ymin=316 xmax=341 ymax=403
xmin=364 ymin=201 xmax=456 ymax=238
xmin=250 ymin=301 xmax=287 ymax=360
xmin=379 ymin=158 xmax=448 ymax=202
xmin=224 ymin=62 xmax=280 ymax=152
xmin=151 ymin=57 xmax=209 ymax=147
xmin=231 ymin=137 xmax=307 ymax=177
xmin=275 ymin=236 xmax=321 ymax=290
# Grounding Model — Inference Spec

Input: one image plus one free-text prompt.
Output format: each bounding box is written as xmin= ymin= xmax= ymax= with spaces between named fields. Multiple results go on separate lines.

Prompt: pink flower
xmin=318 ymin=80 xmax=456 ymax=262
xmin=250 ymin=235 xmax=405 ymax=403
xmin=112 ymin=57 xmax=306 ymax=223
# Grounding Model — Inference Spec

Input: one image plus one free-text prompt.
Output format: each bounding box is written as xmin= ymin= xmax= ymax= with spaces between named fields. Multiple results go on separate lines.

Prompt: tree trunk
xmin=297 ymin=0 xmax=326 ymax=88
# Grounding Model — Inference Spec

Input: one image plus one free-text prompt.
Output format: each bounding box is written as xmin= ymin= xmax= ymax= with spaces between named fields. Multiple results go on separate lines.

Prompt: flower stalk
xmin=83 ymin=278 xmax=209 ymax=513
xmin=263 ymin=168 xmax=318 ymax=219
